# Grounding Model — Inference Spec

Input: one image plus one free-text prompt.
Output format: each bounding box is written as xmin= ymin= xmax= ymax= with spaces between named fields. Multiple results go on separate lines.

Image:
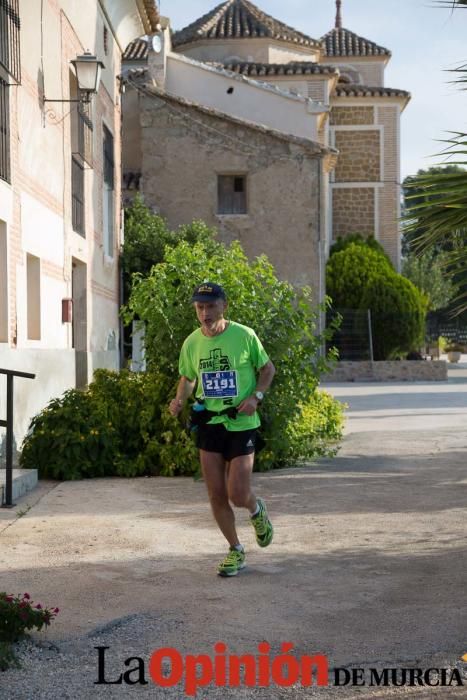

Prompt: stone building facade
xmin=137 ymin=87 xmax=335 ymax=302
xmin=123 ymin=0 xmax=410 ymax=271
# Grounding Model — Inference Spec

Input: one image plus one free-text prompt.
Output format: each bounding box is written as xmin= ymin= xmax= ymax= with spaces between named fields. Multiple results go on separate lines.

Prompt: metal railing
xmin=0 ymin=368 xmax=35 ymax=508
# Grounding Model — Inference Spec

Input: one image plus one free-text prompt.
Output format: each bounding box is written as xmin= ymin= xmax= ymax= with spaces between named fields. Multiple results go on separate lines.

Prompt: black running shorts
xmin=197 ymin=423 xmax=257 ymax=461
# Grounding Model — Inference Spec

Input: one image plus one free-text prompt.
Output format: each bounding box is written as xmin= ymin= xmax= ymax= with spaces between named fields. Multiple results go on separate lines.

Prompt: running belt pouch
xmin=188 ymin=404 xmax=238 ymax=431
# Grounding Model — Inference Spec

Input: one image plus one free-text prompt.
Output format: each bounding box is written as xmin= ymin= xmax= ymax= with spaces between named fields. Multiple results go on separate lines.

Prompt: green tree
xmin=124 ymin=237 xmax=342 ymax=470
xmin=330 ymin=233 xmax=392 ymax=263
xmin=402 ymin=249 xmax=457 ymax=311
xmin=402 ymin=165 xmax=466 ymax=256
xmin=326 ymin=243 xmax=393 ymax=310
xmin=121 ymin=194 xmax=217 ymax=302
xmin=403 ymin=2 xmax=467 ymax=312
xmin=326 ymin=242 xmax=426 ymax=359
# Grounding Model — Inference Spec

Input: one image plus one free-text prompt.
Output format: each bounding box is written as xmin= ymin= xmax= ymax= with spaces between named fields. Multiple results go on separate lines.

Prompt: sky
xmin=159 ymin=0 xmax=467 ymax=181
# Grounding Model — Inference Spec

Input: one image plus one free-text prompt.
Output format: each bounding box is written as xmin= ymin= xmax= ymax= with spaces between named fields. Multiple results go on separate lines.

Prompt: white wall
xmin=0 ymin=348 xmax=76 ymax=459
xmin=325 ymin=60 xmax=385 ymax=87
xmin=176 ymin=38 xmax=318 ymax=65
xmin=165 ymin=54 xmax=322 ymax=141
xmin=21 ymin=193 xmax=64 ymax=267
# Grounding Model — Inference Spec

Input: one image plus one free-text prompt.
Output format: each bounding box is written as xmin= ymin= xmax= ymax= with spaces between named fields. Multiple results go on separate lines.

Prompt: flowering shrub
xmin=20 ymin=370 xmax=176 ymax=479
xmin=0 ymin=592 xmax=59 ymax=670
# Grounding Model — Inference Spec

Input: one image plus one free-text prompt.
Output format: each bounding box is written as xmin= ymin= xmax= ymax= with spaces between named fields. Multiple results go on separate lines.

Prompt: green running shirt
xmin=178 ymin=321 xmax=270 ymax=431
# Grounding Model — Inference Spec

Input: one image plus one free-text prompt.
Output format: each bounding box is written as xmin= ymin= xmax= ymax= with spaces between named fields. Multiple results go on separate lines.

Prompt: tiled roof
xmin=172 ymin=0 xmax=320 ymax=49
xmin=221 ymin=61 xmax=339 ymax=76
xmin=333 ymin=84 xmax=410 ymax=99
xmin=321 ymin=27 xmax=390 ymax=57
xmin=123 ymin=37 xmax=149 ymax=61
xmin=141 ymin=0 xmax=160 ymax=33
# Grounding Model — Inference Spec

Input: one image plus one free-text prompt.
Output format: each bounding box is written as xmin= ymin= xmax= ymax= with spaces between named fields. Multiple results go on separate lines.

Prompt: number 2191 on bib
xmin=201 ymin=371 xmax=238 ymax=398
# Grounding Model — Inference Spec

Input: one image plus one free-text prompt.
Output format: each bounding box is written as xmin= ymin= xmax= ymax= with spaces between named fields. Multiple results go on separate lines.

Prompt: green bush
xmin=286 ymin=390 xmax=345 ymax=463
xmin=326 ymin=243 xmax=393 ymax=310
xmin=330 ymin=234 xmax=392 ymax=263
xmin=20 ymin=388 xmax=118 ymax=480
xmin=326 ymin=242 xmax=426 ymax=359
xmin=360 ymin=274 xmax=426 ymax=359
xmin=20 ymin=370 xmax=199 ymax=479
xmin=124 ymin=237 xmax=343 ymax=470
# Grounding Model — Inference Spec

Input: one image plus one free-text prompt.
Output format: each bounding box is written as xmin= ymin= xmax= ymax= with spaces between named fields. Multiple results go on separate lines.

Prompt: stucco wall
xmin=139 ymin=92 xmax=324 ymax=300
xmin=0 ymin=0 xmax=148 ymax=460
xmin=0 ymin=349 xmax=76 ymax=461
xmin=164 ymin=54 xmax=320 ymax=142
xmin=1 ymin=0 xmax=134 ymax=356
xmin=324 ymin=59 xmax=385 ymax=87
xmin=175 ymin=38 xmax=318 ymax=65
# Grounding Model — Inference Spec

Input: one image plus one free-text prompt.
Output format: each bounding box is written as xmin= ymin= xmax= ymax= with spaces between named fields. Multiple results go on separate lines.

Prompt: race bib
xmin=201 ymin=370 xmax=238 ymax=398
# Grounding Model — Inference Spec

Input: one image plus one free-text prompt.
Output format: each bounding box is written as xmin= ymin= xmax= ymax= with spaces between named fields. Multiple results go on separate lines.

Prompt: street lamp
xmin=43 ymin=51 xmax=105 ymax=105
xmin=70 ymin=52 xmax=105 ymax=102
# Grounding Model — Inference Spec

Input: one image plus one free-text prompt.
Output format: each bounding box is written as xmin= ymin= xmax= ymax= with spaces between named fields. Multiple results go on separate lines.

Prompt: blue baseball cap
xmin=191 ymin=282 xmax=226 ymax=302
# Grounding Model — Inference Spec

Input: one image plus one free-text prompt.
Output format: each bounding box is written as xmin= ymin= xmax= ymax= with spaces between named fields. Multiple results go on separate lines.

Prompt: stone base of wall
xmin=323 ymin=361 xmax=447 ymax=382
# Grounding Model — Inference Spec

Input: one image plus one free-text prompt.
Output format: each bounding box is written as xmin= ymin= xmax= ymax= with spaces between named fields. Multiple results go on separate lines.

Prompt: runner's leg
xmin=200 ymin=450 xmax=241 ymax=547
xmin=227 ymin=453 xmax=257 ymax=512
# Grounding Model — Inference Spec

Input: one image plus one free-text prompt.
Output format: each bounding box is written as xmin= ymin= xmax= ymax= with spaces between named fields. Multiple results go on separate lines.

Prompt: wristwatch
xmin=254 ymin=391 xmax=264 ymax=402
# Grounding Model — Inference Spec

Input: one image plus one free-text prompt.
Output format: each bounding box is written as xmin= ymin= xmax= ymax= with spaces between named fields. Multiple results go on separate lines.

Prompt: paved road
xmin=1 ymin=367 xmax=466 ymax=698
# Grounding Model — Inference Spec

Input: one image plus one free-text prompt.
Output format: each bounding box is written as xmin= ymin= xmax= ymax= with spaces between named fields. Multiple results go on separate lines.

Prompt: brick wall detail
xmin=377 ymin=106 xmax=399 ymax=267
xmin=332 ymin=187 xmax=375 ymax=237
xmin=334 ymin=130 xmax=380 ymax=182
xmin=330 ymin=106 xmax=374 ymax=126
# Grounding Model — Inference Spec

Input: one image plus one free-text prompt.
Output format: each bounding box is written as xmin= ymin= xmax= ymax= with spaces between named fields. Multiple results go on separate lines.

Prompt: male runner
xmin=169 ymin=282 xmax=275 ymax=577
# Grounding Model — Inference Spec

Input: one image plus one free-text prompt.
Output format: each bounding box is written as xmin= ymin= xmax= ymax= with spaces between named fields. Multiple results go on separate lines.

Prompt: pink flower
xmin=54 ymin=608 xmax=60 ymax=613
xmin=35 ymin=603 xmax=42 ymax=609
xmin=5 ymin=596 xmax=13 ymax=603
xmin=23 ymin=593 xmax=31 ymax=600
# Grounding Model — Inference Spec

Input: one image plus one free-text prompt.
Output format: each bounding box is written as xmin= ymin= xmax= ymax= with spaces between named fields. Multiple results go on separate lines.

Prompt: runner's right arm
xmin=169 ymin=376 xmax=196 ymax=417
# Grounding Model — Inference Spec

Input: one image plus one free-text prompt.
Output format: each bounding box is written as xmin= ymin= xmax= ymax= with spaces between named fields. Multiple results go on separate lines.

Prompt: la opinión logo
xmin=95 ymin=642 xmax=328 ymax=695
xmin=95 ymin=643 xmax=465 ymax=695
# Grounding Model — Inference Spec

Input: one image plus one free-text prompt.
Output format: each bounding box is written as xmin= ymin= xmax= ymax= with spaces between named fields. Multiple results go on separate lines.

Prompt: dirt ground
xmin=1 ymin=372 xmax=466 ymax=698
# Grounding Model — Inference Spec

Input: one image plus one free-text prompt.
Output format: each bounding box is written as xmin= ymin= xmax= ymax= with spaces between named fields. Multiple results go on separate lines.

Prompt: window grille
xmin=72 ymin=156 xmax=85 ymax=236
xmin=0 ymin=0 xmax=21 ymax=83
xmin=0 ymin=77 xmax=9 ymax=182
xmin=102 ymin=125 xmax=114 ymax=256
xmin=77 ymin=104 xmax=93 ymax=166
xmin=103 ymin=124 xmax=114 ymax=187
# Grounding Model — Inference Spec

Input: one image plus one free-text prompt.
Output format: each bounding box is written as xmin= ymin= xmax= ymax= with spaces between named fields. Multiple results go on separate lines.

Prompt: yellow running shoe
xmin=251 ymin=498 xmax=273 ymax=547
xmin=217 ymin=547 xmax=246 ymax=577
